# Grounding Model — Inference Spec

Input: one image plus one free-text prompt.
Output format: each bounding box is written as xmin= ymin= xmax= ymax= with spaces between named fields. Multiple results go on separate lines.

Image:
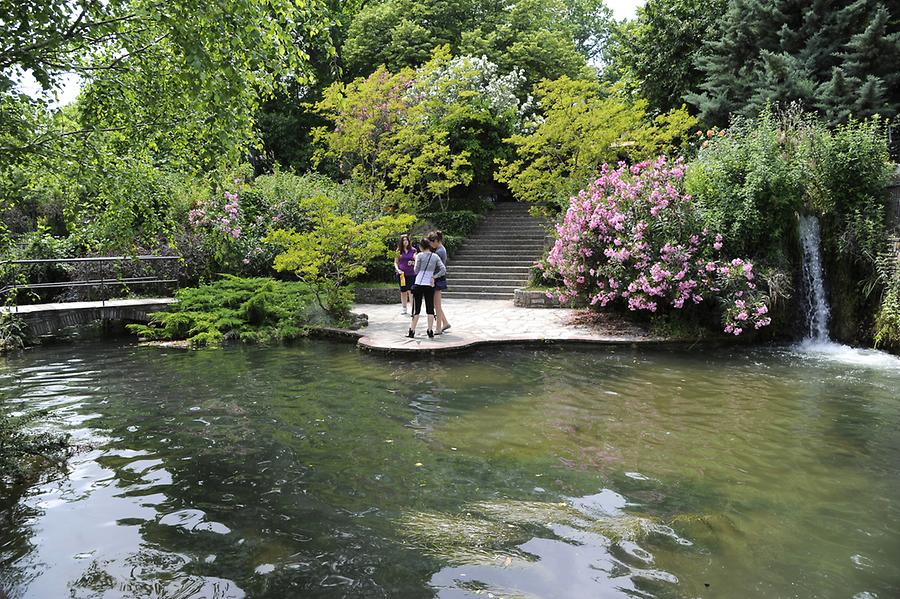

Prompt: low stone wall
xmin=514 ymin=288 xmax=583 ymax=308
xmin=353 ymin=287 xmax=398 ymax=304
xmin=887 ymin=168 xmax=900 ymax=233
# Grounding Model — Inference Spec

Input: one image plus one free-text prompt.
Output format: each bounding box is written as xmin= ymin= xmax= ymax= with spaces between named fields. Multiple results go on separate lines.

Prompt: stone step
xmin=448 ymin=284 xmax=520 ymax=293
xmin=451 ymin=259 xmax=536 ymax=267
xmin=453 ymin=249 xmax=541 ymax=257
xmin=450 ymin=273 xmax=530 ymax=280
xmin=449 ymin=274 xmax=528 ymax=282
xmin=449 ymin=264 xmax=533 ymax=270
xmin=481 ymin=216 xmax=550 ymax=227
xmin=450 ymin=268 xmax=532 ymax=276
xmin=476 ymin=220 xmax=547 ymax=231
xmin=442 ymin=291 xmax=514 ymax=300
xmin=491 ymin=204 xmax=532 ymax=211
xmin=450 ymin=278 xmax=527 ymax=287
xmin=470 ymin=231 xmax=546 ymax=238
xmin=463 ymin=232 xmax=549 ymax=245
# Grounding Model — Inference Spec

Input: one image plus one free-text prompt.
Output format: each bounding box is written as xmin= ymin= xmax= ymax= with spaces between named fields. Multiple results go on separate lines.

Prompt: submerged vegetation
xmin=0 ymin=409 xmax=70 ymax=487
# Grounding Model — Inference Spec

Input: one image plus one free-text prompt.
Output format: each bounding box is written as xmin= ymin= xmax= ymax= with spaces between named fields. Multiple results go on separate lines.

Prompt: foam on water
xmin=794 ymin=339 xmax=900 ymax=370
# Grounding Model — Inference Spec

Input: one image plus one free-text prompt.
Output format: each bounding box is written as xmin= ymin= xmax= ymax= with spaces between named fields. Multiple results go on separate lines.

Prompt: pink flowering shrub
xmin=187 ymin=185 xmax=284 ymax=275
xmin=543 ymin=158 xmax=771 ymax=335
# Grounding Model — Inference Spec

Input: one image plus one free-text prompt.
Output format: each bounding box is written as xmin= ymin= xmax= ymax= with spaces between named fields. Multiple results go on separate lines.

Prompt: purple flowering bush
xmin=187 ymin=186 xmax=272 ymax=275
xmin=543 ymin=158 xmax=771 ymax=335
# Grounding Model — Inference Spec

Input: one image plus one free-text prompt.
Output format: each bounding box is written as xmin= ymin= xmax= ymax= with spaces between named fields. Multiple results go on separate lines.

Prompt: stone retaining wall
xmin=514 ymin=288 xmax=583 ymax=308
xmin=353 ymin=287 xmax=398 ymax=304
xmin=888 ymin=168 xmax=900 ymax=233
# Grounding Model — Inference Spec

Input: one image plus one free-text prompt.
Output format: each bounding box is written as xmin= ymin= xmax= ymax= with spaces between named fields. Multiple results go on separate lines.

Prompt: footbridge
xmin=1 ymin=256 xmax=178 ymax=339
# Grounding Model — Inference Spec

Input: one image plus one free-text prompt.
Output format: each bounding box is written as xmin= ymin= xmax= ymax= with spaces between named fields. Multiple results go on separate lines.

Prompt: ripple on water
xmin=2 ymin=340 xmax=899 ymax=599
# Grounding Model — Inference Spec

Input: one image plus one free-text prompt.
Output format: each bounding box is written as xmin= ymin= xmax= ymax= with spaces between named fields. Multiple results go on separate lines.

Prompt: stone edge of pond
xmin=352 ymin=333 xmax=723 ymax=355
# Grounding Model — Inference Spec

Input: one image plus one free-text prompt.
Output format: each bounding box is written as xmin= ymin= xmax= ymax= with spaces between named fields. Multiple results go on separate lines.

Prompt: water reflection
xmin=0 ymin=341 xmax=898 ymax=598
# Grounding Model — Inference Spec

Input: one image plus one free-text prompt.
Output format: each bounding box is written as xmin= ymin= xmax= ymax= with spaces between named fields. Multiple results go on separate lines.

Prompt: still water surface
xmin=1 ymin=340 xmax=898 ymax=598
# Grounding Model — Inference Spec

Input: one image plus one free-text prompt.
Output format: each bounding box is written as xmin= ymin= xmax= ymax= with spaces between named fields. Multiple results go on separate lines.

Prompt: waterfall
xmin=794 ymin=215 xmax=900 ymax=367
xmin=798 ymin=215 xmax=831 ymax=342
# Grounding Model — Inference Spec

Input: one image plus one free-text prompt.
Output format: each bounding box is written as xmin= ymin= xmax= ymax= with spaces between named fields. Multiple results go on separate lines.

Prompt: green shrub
xmin=685 ymin=109 xmax=806 ymax=260
xmin=804 ymin=118 xmax=894 ymax=263
xmin=0 ymin=312 xmax=26 ymax=353
xmin=127 ymin=276 xmax=316 ymax=347
xmin=421 ymin=210 xmax=483 ymax=238
xmin=874 ymin=239 xmax=900 ymax=351
xmin=686 ymin=109 xmax=894 ymax=265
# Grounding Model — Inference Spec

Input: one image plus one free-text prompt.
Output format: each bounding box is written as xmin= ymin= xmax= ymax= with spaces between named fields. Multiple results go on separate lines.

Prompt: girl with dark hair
xmin=428 ymin=230 xmax=451 ymax=334
xmin=394 ymin=234 xmax=416 ymax=315
xmin=408 ymin=237 xmax=446 ymax=339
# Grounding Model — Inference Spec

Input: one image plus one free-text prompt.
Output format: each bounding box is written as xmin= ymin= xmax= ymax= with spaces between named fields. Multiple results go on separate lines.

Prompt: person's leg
xmin=424 ymin=287 xmax=435 ymax=336
xmin=435 ymin=289 xmax=450 ymax=330
xmin=400 ymin=289 xmax=409 ymax=313
xmin=410 ymin=289 xmax=423 ymax=333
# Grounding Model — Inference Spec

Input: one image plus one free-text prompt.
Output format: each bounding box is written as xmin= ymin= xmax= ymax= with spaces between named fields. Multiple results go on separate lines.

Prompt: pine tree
xmin=686 ymin=0 xmax=776 ymax=125
xmin=818 ymin=66 xmax=853 ymax=123
xmin=840 ymin=4 xmax=900 ymax=117
xmin=690 ymin=0 xmax=900 ymax=125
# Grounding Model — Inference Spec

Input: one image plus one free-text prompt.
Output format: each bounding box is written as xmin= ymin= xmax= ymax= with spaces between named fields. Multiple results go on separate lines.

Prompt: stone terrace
xmin=353 ymin=298 xmax=663 ymax=353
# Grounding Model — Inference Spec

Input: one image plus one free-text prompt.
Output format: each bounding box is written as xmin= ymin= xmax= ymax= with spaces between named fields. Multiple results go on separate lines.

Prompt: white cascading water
xmin=798 ymin=215 xmax=831 ymax=342
xmin=795 ymin=215 xmax=900 ymax=368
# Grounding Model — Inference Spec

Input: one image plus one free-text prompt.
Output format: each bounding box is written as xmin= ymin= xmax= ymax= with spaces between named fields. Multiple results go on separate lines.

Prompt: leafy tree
xmin=1 ymin=0 xmax=334 ymax=170
xmin=564 ymin=0 xmax=615 ymax=62
xmin=342 ymin=0 xmax=608 ymax=87
xmin=498 ymin=77 xmax=698 ymax=212
xmin=342 ymin=0 xmax=475 ymax=77
xmin=606 ymin=0 xmax=727 ymax=114
xmin=687 ymin=0 xmax=900 ymax=126
xmin=314 ymin=50 xmax=525 ymax=211
xmin=459 ymin=0 xmax=593 ymax=91
xmin=267 ymin=203 xmax=415 ymax=314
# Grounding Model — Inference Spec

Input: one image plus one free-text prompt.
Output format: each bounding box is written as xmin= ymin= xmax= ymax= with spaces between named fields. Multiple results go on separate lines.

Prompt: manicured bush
xmin=543 ymin=157 xmax=771 ymax=335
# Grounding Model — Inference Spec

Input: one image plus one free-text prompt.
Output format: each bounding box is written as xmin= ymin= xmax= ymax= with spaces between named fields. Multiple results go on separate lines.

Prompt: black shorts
xmin=398 ymin=273 xmax=413 ymax=292
xmin=434 ymin=276 xmax=448 ymax=291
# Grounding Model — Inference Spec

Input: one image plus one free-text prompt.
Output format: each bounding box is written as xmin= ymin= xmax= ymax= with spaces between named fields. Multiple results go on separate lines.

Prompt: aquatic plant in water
xmin=398 ymin=493 xmax=692 ymax=567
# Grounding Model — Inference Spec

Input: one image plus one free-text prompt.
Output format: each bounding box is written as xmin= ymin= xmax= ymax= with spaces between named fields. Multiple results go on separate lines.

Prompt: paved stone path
xmin=354 ymin=298 xmax=664 ymax=353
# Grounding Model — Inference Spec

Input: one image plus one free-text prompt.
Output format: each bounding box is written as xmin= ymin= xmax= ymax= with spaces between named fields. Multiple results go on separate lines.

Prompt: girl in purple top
xmin=394 ymin=234 xmax=416 ymax=315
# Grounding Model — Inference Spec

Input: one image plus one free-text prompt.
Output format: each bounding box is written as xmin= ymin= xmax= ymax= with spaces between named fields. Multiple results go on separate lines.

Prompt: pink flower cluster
xmin=188 ymin=190 xmax=242 ymax=239
xmin=543 ymin=158 xmax=771 ymax=335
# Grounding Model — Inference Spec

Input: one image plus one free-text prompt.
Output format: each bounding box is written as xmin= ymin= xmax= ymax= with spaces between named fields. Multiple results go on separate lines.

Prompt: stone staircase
xmin=443 ymin=203 xmax=549 ymax=300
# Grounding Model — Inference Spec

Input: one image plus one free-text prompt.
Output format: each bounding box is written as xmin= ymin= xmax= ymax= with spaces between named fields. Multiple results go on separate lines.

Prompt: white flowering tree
xmin=315 ymin=47 xmax=530 ymax=211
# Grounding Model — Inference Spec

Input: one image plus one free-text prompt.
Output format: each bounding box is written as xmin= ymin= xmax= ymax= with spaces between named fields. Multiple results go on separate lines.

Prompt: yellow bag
xmin=399 ymin=272 xmax=406 ymax=287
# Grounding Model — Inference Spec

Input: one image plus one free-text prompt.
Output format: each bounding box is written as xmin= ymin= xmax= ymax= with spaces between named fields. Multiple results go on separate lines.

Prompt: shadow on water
xmin=1 ymin=340 xmax=899 ymax=598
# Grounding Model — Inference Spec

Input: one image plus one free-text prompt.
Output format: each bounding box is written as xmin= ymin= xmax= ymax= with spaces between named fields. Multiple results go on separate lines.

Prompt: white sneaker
xmin=401 ymin=310 xmax=408 ymax=315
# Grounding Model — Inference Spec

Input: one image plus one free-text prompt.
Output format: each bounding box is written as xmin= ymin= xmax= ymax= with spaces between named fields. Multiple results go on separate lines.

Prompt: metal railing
xmin=1 ymin=256 xmax=181 ymax=312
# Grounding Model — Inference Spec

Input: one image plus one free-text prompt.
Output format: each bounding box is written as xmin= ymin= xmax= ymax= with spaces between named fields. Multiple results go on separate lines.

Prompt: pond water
xmin=1 ymin=340 xmax=898 ymax=598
